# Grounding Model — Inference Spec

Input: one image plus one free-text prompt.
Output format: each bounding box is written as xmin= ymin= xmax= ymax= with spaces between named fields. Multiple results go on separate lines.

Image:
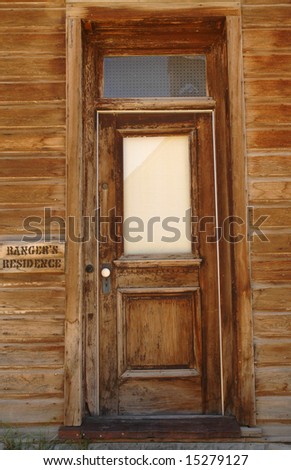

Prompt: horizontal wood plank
xmin=243 ymin=29 xmax=291 ymax=53
xmin=243 ymin=6 xmax=291 ymax=27
xmin=0 ymin=369 xmax=64 ymax=398
xmin=0 ymin=83 xmax=65 ymax=103
xmin=0 ymin=105 xmax=65 ymax=128
xmin=256 ymin=366 xmax=291 ymax=396
xmin=251 ymin=232 xmax=291 ymax=254
xmin=0 ymin=129 xmax=65 ymax=153
xmin=0 ymin=10 xmax=65 ymax=31
xmin=247 ymin=129 xmax=291 ymax=151
xmin=243 ymin=55 xmax=291 ymax=77
xmin=0 ymin=207 xmax=65 ymax=237
xmin=254 ymin=313 xmax=291 ymax=338
xmin=0 ymin=157 xmax=65 ymax=179
xmin=0 ymin=58 xmax=65 ymax=80
xmin=251 ymin=257 xmax=291 ymax=282
xmin=256 ymin=396 xmax=291 ymax=422
xmin=0 ymin=288 xmax=65 ymax=313
xmin=253 ymin=287 xmax=291 ymax=312
xmin=249 ymin=180 xmax=291 ymax=203
xmin=0 ymin=181 xmax=65 ymax=207
xmin=255 ymin=339 xmax=291 ymax=366
xmin=244 ymin=79 xmax=291 ymax=100
xmin=0 ymin=33 xmax=65 ymax=55
xmin=0 ymin=316 xmax=64 ymax=343
xmin=248 ymin=155 xmax=291 ymax=177
xmin=246 ymin=104 xmax=291 ymax=128
xmin=252 ymin=207 xmax=291 ymax=228
xmin=0 ymin=273 xmax=65 ymax=289
xmin=0 ymin=344 xmax=64 ymax=367
xmin=0 ymin=398 xmax=64 ymax=424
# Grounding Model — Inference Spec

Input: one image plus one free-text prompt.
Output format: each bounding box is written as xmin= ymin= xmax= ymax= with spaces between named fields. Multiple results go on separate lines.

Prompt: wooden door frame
xmin=65 ymin=4 xmax=255 ymax=428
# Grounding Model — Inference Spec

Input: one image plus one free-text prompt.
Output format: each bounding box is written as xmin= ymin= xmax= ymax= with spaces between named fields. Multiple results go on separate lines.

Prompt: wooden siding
xmin=243 ymin=0 xmax=291 ymax=432
xmin=0 ymin=0 xmax=66 ymax=425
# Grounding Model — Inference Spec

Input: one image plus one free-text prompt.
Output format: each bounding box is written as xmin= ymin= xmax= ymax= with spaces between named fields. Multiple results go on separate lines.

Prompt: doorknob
xmin=101 ymin=264 xmax=111 ymax=294
xmin=101 ymin=267 xmax=111 ymax=278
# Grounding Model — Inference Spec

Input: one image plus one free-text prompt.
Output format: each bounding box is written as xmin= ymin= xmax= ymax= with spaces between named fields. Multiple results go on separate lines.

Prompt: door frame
xmin=65 ymin=4 xmax=255 ymax=428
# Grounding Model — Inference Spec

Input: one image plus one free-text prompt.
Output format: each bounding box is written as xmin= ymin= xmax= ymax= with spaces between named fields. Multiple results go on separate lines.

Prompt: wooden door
xmin=97 ymin=111 xmax=221 ymax=416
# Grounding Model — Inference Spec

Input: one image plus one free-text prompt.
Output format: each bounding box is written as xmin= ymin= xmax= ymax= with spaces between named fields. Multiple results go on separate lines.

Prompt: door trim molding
xmin=65 ymin=6 xmax=255 ymax=427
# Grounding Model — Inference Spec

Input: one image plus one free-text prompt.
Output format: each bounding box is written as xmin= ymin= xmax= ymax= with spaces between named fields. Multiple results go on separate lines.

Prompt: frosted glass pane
xmin=104 ymin=55 xmax=207 ymax=98
xmin=123 ymin=136 xmax=191 ymax=255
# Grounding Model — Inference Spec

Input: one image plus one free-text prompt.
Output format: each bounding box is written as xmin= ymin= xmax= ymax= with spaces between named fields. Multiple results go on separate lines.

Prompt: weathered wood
xmin=0 ymin=208 xmax=65 ymax=237
xmin=0 ymin=157 xmax=65 ymax=179
xmin=254 ymin=313 xmax=291 ymax=338
xmin=251 ymin=256 xmax=291 ymax=282
xmin=0 ymin=104 xmax=65 ymax=128
xmin=247 ymin=129 xmax=291 ymax=151
xmin=0 ymin=33 xmax=65 ymax=55
xmin=243 ymin=30 xmax=291 ymax=53
xmin=255 ymin=339 xmax=291 ymax=366
xmin=0 ymin=316 xmax=64 ymax=343
xmin=245 ymin=79 xmax=291 ymax=100
xmin=0 ymin=369 xmax=64 ymax=398
xmin=252 ymin=207 xmax=291 ymax=228
xmin=226 ymin=15 xmax=255 ymax=426
xmin=0 ymin=57 xmax=65 ymax=80
xmin=0 ymin=181 xmax=65 ymax=207
xmin=0 ymin=83 xmax=65 ymax=103
xmin=256 ymin=366 xmax=291 ymax=395
xmin=0 ymin=288 xmax=65 ymax=313
xmin=64 ymin=16 xmax=83 ymax=426
xmin=0 ymin=344 xmax=64 ymax=367
xmin=249 ymin=181 xmax=291 ymax=203
xmin=248 ymin=155 xmax=291 ymax=177
xmin=246 ymin=104 xmax=291 ymax=127
xmin=253 ymin=287 xmax=291 ymax=312
xmin=0 ymin=398 xmax=64 ymax=424
xmin=0 ymin=10 xmax=65 ymax=31
xmin=59 ymin=415 xmax=241 ymax=441
xmin=256 ymin=397 xmax=291 ymax=422
xmin=243 ymin=55 xmax=291 ymax=78
xmin=243 ymin=6 xmax=291 ymax=27
xmin=0 ymin=129 xmax=65 ymax=153
xmin=251 ymin=232 xmax=291 ymax=254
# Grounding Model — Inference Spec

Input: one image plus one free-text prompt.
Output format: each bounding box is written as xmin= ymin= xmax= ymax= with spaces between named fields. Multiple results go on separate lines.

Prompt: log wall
xmin=0 ymin=0 xmax=66 ymax=424
xmin=242 ymin=0 xmax=291 ymax=439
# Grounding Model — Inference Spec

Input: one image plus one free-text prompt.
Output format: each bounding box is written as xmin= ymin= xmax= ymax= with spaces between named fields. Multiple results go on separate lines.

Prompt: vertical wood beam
xmin=226 ymin=15 xmax=255 ymax=426
xmin=65 ymin=17 xmax=83 ymax=426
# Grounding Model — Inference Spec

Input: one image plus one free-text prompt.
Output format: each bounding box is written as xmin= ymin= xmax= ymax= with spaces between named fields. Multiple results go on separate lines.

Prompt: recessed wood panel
xmin=119 ymin=377 xmax=202 ymax=415
xmin=118 ymin=288 xmax=200 ymax=374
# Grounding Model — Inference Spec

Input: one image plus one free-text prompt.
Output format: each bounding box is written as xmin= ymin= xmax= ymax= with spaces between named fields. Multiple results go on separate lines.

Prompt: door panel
xmin=98 ymin=112 xmax=221 ymax=416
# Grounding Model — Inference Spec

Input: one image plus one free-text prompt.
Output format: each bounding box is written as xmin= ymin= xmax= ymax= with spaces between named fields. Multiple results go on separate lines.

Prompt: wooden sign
xmin=0 ymin=242 xmax=65 ymax=273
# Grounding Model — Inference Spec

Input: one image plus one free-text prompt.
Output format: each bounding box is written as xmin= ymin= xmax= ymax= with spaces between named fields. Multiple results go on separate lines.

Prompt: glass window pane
xmin=123 ymin=136 xmax=191 ymax=255
xmin=104 ymin=55 xmax=207 ymax=98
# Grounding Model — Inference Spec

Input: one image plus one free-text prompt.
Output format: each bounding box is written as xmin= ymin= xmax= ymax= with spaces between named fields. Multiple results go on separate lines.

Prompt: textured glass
xmin=104 ymin=55 xmax=207 ymax=98
xmin=123 ymin=136 xmax=191 ymax=255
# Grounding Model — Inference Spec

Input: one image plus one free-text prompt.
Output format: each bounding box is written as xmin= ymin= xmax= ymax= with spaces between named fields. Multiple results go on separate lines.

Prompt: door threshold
xmin=59 ymin=415 xmax=241 ymax=442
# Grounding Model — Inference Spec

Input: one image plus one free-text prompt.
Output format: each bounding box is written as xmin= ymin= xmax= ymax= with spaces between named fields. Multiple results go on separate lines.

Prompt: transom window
xmin=103 ymin=55 xmax=207 ymax=98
